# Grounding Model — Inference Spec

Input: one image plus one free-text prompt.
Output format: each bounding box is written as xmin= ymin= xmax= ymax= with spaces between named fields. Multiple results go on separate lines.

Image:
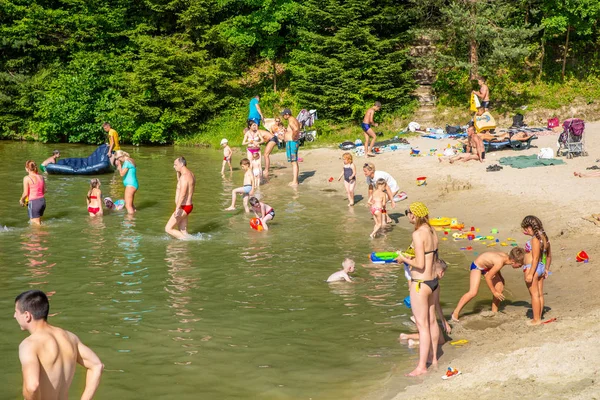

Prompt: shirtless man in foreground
xmin=165 ymin=156 xmax=196 ymax=239
xmin=15 ymin=290 xmax=103 ymax=400
xmin=282 ymin=108 xmax=301 ymax=186
xmin=362 ymin=101 xmax=382 ymax=157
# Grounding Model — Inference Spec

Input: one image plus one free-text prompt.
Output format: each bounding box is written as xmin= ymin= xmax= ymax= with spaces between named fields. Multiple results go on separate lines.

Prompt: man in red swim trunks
xmin=165 ymin=156 xmax=196 ymax=239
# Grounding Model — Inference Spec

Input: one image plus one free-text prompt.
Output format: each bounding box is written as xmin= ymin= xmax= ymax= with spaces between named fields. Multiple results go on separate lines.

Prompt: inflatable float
xmin=370 ymin=248 xmax=415 ymax=264
xmin=429 ymin=217 xmax=464 ymax=230
xmin=250 ymin=218 xmax=263 ymax=231
xmin=45 ymin=145 xmax=113 ymax=175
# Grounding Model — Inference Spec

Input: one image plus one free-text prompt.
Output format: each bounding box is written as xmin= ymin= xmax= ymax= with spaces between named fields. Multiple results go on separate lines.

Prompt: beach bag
xmin=547 ymin=117 xmax=559 ymax=129
xmin=470 ymin=94 xmax=480 ymax=112
xmin=538 ymin=148 xmax=554 ymax=159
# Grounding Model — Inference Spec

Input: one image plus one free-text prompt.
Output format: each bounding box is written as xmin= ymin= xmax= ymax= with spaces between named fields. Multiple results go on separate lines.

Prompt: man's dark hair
xmin=52 ymin=150 xmax=60 ymax=156
xmin=176 ymin=156 xmax=187 ymax=166
xmin=15 ymin=290 xmax=49 ymax=321
xmin=374 ymin=101 xmax=382 ymax=107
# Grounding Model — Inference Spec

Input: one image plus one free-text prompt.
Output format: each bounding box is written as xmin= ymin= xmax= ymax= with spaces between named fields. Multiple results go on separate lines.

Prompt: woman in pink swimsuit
xmin=19 ymin=160 xmax=46 ymax=225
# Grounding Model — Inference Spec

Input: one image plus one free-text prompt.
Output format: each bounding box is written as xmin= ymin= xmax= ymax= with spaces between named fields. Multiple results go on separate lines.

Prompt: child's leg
xmin=228 ymin=161 xmax=232 ymax=172
xmin=370 ymin=211 xmax=382 ymax=238
xmin=525 ymin=270 xmax=542 ymax=324
xmin=348 ymin=180 xmax=356 ymax=205
xmin=260 ymin=213 xmax=273 ymax=231
xmin=221 ymin=160 xmax=226 ymax=174
xmin=242 ymin=194 xmax=250 ymax=213
xmin=538 ymin=277 xmax=545 ymax=317
xmin=491 ymin=272 xmax=505 ymax=313
xmin=451 ymin=269 xmax=482 ymax=320
xmin=225 ymin=187 xmax=245 ymax=210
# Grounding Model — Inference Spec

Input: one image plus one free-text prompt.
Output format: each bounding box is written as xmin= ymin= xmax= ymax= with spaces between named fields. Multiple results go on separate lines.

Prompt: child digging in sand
xmin=225 ymin=158 xmax=255 ymax=212
xmin=326 ymin=258 xmax=355 ymax=282
xmin=400 ymin=259 xmax=452 ymax=346
xmin=337 ymin=152 xmax=356 ymax=206
xmin=368 ymin=178 xmax=388 ymax=238
xmin=451 ymin=247 xmax=525 ymax=322
xmin=520 ymin=215 xmax=552 ymax=325
xmin=221 ymin=138 xmax=232 ymax=174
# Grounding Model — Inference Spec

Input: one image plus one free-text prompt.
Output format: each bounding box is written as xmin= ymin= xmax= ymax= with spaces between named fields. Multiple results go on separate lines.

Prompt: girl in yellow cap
xmin=396 ymin=202 xmax=440 ymax=376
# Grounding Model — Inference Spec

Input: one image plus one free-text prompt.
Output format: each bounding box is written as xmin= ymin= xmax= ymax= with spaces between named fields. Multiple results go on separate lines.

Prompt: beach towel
xmin=499 ymin=155 xmax=565 ymax=169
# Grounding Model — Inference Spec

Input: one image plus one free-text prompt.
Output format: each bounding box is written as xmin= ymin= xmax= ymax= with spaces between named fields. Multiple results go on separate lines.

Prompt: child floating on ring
xmin=451 ymin=248 xmax=525 ymax=322
xmin=326 ymin=259 xmax=355 ymax=283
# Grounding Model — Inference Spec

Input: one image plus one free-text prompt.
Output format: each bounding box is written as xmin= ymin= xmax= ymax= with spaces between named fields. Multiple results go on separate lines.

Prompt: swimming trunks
xmin=266 ymin=208 xmax=275 ymax=220
xmin=269 ymin=135 xmax=279 ymax=144
xmin=88 ymin=207 xmax=100 ymax=215
xmin=28 ymin=198 xmax=46 ymax=219
xmin=243 ymin=184 xmax=252 ymax=194
xmin=122 ymin=160 xmax=139 ymax=190
xmin=470 ymin=262 xmax=489 ymax=275
xmin=180 ymin=204 xmax=193 ymax=215
xmin=361 ymin=123 xmax=371 ymax=132
xmin=224 ymin=156 xmax=231 ymax=162
xmin=39 ymin=165 xmax=46 ymax=173
xmin=286 ymin=140 xmax=299 ymax=162
xmin=343 ymin=165 xmax=355 ymax=183
xmin=481 ymin=101 xmax=490 ymax=109
xmin=523 ymin=262 xmax=545 ymax=276
xmin=412 ymin=278 xmax=439 ymax=293
xmin=481 ymin=151 xmax=486 ymax=160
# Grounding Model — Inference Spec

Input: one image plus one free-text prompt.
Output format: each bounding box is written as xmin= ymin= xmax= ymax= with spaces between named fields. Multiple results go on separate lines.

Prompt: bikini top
xmin=424 ymin=248 xmax=438 ymax=256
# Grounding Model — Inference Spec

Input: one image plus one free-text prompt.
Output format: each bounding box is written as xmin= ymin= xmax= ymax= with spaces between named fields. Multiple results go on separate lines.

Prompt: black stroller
xmin=557 ymin=118 xmax=587 ymax=158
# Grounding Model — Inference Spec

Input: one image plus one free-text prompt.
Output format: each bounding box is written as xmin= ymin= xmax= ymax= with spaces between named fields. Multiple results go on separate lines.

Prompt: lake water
xmin=0 ymin=142 xmax=483 ymax=399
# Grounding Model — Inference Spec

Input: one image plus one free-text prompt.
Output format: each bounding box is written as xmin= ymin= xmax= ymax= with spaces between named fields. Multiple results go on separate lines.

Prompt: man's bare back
xmin=285 ymin=116 xmax=300 ymax=142
xmin=15 ymin=290 xmax=103 ymax=400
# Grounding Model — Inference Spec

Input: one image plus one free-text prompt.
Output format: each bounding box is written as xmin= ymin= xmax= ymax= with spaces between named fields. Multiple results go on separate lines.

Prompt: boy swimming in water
xmin=451 ymin=248 xmax=525 ymax=322
xmin=225 ymin=158 xmax=255 ymax=212
xmin=40 ymin=150 xmax=60 ymax=173
xmin=326 ymin=258 xmax=355 ymax=282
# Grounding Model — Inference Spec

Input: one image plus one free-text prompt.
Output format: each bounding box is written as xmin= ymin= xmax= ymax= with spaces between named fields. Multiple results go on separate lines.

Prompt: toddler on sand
xmin=326 ymin=259 xmax=355 ymax=283
xmin=225 ymin=158 xmax=255 ymax=212
xmin=451 ymin=248 xmax=525 ymax=322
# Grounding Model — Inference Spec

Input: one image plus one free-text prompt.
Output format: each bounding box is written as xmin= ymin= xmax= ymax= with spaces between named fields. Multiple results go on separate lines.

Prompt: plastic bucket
xmin=416 ymin=176 xmax=427 ymax=186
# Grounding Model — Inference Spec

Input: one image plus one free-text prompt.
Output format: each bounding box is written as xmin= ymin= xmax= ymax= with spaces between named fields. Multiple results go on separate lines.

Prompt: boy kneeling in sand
xmin=451 ymin=248 xmax=525 ymax=322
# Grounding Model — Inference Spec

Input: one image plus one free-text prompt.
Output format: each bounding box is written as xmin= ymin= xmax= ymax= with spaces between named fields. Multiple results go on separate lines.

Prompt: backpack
xmin=547 ymin=117 xmax=559 ymax=129
xmin=511 ymin=114 xmax=525 ymax=128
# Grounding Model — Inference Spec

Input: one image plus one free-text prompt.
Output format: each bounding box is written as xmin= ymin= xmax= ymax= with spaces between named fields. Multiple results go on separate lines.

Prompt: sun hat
xmin=220 ymin=138 xmax=228 ymax=145
xmin=408 ymin=202 xmax=429 ymax=218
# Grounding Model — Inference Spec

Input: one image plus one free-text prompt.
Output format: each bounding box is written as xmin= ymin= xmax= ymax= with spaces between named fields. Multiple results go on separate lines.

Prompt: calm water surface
xmin=0 ymin=142 xmax=483 ymax=400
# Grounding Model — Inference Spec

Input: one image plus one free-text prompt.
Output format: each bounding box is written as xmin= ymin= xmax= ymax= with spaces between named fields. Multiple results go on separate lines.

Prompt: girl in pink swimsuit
xmin=368 ymin=178 xmax=388 ymax=238
xmin=19 ymin=160 xmax=46 ymax=225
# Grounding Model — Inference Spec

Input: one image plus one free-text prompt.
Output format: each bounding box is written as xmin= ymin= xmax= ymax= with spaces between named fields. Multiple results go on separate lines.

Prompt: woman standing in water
xmin=114 ymin=150 xmax=138 ymax=214
xmin=396 ymin=202 xmax=440 ymax=376
xmin=19 ymin=160 xmax=46 ymax=225
xmin=242 ymin=122 xmax=264 ymax=160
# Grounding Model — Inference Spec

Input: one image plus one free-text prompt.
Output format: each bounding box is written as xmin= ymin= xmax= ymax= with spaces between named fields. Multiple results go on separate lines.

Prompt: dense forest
xmin=0 ymin=0 xmax=599 ymax=144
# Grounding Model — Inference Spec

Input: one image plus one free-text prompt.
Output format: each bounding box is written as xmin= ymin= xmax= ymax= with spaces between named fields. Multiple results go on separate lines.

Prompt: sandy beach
xmin=268 ymin=121 xmax=600 ymax=399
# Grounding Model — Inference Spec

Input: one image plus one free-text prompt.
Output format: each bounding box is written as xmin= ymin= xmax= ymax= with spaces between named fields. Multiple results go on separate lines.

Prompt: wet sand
xmin=269 ymin=122 xmax=600 ymax=399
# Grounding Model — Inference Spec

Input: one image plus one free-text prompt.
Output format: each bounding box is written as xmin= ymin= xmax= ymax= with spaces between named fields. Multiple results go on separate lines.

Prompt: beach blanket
xmin=422 ymin=133 xmax=468 ymax=140
xmin=499 ymin=155 xmax=565 ymax=169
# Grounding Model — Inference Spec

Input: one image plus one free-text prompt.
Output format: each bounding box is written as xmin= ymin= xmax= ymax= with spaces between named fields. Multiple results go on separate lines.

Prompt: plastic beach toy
xmin=576 ymin=251 xmax=589 ymax=263
xmin=250 ymin=218 xmax=263 ymax=231
xmin=403 ymin=296 xmax=411 ymax=308
xmin=416 ymin=176 xmax=427 ymax=186
xmin=328 ymin=177 xmax=334 ymax=182
xmin=491 ymin=228 xmax=498 ymax=234
xmin=442 ymin=367 xmax=461 ymax=380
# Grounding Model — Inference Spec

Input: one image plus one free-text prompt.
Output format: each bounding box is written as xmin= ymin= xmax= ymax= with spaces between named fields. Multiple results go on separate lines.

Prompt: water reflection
xmin=165 ymin=241 xmax=201 ymax=364
xmin=20 ymin=228 xmax=56 ymax=286
xmin=83 ymin=216 xmax=108 ymax=270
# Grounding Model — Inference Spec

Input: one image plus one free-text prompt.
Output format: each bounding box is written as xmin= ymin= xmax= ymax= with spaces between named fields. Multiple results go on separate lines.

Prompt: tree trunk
xmin=538 ymin=36 xmax=545 ymax=80
xmin=561 ymin=26 xmax=570 ymax=81
xmin=469 ymin=0 xmax=478 ymax=79
xmin=272 ymin=60 xmax=277 ymax=93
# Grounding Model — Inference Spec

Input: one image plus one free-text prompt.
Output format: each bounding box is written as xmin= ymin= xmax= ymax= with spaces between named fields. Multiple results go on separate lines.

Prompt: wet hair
xmin=240 ymin=158 xmax=250 ymax=167
xmin=509 ymin=247 xmax=526 ymax=264
xmin=176 ymin=156 xmax=187 ymax=166
xmin=521 ymin=215 xmax=549 ymax=253
xmin=363 ymin=162 xmax=375 ymax=172
xmin=52 ymin=150 xmax=60 ymax=156
xmin=15 ymin=290 xmax=49 ymax=321
xmin=374 ymin=101 xmax=382 ymax=107
xmin=249 ymin=197 xmax=260 ymax=206
xmin=87 ymin=178 xmax=100 ymax=201
xmin=375 ymin=178 xmax=387 ymax=188
xmin=435 ymin=258 xmax=448 ymax=272
xmin=342 ymin=153 xmax=353 ymax=163
xmin=25 ymin=160 xmax=38 ymax=173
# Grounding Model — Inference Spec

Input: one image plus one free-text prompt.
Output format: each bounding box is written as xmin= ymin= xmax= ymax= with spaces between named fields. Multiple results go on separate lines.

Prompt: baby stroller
xmin=557 ymin=118 xmax=587 ymax=159
xmin=297 ymin=109 xmax=318 ymax=145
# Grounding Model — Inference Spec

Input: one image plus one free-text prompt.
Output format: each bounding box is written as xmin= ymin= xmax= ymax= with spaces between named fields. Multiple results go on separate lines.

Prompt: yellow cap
xmin=409 ymin=202 xmax=429 ymax=218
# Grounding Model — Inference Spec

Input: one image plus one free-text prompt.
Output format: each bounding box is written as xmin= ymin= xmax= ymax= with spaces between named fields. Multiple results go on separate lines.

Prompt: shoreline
xmin=267 ymin=122 xmax=600 ymax=399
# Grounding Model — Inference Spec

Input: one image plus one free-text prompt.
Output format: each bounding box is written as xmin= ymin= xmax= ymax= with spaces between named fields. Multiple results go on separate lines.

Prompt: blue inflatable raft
xmin=45 ymin=145 xmax=113 ymax=175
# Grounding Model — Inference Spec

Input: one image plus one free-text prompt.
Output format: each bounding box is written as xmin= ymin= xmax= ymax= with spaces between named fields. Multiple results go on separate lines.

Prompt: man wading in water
xmin=14 ymin=290 xmax=104 ymax=400
xmin=165 ymin=156 xmax=196 ymax=239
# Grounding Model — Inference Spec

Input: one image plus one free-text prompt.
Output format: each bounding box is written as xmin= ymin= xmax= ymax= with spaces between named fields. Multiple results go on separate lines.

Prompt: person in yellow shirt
xmin=103 ymin=122 xmax=120 ymax=165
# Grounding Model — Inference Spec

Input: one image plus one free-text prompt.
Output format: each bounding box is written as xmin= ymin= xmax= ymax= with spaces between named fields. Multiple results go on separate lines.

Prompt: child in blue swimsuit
xmin=225 ymin=158 xmax=255 ymax=212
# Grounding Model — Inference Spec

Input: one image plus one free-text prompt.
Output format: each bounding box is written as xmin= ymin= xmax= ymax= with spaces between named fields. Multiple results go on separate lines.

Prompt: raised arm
xmin=76 ymin=338 xmax=104 ymax=400
xmin=117 ymin=161 xmax=128 ymax=177
xmin=19 ymin=341 xmax=41 ymax=400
